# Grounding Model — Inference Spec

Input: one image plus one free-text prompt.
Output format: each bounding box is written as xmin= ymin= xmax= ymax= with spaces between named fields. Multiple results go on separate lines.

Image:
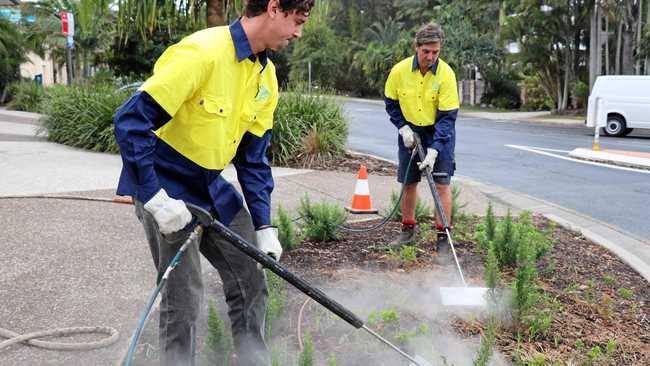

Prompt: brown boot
xmin=389 ymin=224 xmax=417 ymax=250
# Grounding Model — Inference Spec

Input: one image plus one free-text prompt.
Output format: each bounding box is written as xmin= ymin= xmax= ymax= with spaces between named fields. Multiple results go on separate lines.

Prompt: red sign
xmin=60 ymin=11 xmax=69 ymax=35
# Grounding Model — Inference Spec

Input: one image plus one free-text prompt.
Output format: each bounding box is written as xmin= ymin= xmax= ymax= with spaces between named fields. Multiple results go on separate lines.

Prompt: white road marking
xmin=505 ymin=144 xmax=650 ymax=174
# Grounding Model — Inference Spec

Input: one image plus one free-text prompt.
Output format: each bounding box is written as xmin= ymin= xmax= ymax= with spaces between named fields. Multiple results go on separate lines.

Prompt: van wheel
xmin=602 ymin=115 xmax=627 ymax=137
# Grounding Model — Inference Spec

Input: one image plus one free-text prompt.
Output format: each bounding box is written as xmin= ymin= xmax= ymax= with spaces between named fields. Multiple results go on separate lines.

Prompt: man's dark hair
xmin=245 ymin=0 xmax=314 ymax=17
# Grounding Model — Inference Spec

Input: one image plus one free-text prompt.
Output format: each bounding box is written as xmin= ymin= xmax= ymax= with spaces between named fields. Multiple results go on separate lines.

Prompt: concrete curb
xmin=569 ymin=147 xmax=650 ymax=171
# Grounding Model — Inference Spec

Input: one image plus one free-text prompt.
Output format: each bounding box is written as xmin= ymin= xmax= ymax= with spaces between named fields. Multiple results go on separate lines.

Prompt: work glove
xmin=143 ymin=188 xmax=192 ymax=236
xmin=255 ymin=226 xmax=283 ymax=261
xmin=398 ymin=125 xmax=416 ymax=149
xmin=418 ymin=148 xmax=438 ymax=171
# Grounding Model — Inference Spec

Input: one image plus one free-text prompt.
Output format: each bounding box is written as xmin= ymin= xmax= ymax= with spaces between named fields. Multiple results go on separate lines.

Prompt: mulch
xmin=279 ymin=154 xmax=649 ymax=365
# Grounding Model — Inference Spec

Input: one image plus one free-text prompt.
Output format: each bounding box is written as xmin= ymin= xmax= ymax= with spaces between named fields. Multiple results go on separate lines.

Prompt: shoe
xmin=388 ymin=225 xmax=416 ymax=250
xmin=436 ymin=231 xmax=451 ymax=256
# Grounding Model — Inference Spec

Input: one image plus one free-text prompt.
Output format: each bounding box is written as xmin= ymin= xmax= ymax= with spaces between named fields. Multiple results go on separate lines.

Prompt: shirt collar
xmin=411 ymin=55 xmax=439 ymax=75
xmin=229 ymin=18 xmax=268 ymax=70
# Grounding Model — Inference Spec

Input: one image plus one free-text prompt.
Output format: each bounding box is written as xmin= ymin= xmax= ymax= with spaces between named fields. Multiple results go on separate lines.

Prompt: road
xmin=343 ymin=99 xmax=650 ymax=241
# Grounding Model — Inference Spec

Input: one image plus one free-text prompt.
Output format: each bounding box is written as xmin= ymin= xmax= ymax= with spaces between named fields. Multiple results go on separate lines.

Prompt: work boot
xmin=389 ymin=224 xmax=417 ymax=250
xmin=436 ymin=231 xmax=450 ymax=256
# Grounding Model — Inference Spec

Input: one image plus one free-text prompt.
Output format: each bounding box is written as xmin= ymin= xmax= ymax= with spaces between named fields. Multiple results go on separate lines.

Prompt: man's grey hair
xmin=415 ymin=23 xmax=444 ymax=46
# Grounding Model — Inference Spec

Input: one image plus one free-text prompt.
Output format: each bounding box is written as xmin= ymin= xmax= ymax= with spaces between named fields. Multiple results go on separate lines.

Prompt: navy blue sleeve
xmin=113 ymin=91 xmax=171 ymax=203
xmin=431 ymin=108 xmax=458 ymax=155
xmin=232 ymin=130 xmax=274 ymax=229
xmin=384 ymin=97 xmax=408 ymax=129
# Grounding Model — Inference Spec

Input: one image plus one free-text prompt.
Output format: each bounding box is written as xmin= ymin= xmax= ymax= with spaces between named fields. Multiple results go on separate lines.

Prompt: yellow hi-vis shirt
xmin=384 ymin=56 xmax=459 ymax=126
xmin=139 ymin=26 xmax=279 ymax=170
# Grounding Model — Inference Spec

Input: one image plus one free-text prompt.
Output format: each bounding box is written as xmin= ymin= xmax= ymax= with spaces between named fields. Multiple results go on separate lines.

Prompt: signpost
xmin=60 ymin=11 xmax=74 ymax=85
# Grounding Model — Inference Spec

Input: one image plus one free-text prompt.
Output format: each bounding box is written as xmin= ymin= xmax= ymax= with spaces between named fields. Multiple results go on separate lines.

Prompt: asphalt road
xmin=343 ymin=99 xmax=650 ymax=241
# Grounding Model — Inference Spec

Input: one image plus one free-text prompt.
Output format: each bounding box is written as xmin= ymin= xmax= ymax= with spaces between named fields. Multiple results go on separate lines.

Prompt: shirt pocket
xmin=191 ymin=95 xmax=234 ymax=148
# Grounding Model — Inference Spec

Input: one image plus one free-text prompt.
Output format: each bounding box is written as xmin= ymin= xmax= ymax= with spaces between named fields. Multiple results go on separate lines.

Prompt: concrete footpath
xmin=1 ymin=109 xmax=649 ymax=365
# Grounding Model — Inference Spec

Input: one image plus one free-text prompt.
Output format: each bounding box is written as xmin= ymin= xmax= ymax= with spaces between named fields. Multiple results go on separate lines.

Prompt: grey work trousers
xmin=135 ymin=203 xmax=270 ymax=366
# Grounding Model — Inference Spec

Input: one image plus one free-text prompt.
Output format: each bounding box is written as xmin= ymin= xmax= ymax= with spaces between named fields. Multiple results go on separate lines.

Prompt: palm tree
xmin=0 ymin=17 xmax=27 ymax=100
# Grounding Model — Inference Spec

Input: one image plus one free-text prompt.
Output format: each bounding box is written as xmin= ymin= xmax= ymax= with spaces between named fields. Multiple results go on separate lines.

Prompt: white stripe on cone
xmin=354 ymin=179 xmax=370 ymax=195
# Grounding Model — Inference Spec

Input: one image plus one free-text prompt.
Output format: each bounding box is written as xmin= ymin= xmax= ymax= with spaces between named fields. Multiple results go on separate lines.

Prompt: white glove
xmin=143 ymin=189 xmax=192 ymax=236
xmin=418 ymin=148 xmax=438 ymax=171
xmin=255 ymin=227 xmax=283 ymax=261
xmin=398 ymin=125 xmax=416 ymax=149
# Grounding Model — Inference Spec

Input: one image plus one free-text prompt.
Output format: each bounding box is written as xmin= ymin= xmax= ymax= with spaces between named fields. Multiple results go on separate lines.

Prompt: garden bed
xmin=277 ymin=215 xmax=649 ymax=365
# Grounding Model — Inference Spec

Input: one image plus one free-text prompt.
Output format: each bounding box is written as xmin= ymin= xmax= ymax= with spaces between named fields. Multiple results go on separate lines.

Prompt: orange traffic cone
xmin=345 ymin=165 xmax=378 ymax=214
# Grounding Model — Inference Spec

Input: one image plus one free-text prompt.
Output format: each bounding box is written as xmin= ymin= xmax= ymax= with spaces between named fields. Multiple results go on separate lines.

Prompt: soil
xmin=284 ymin=152 xmax=397 ymax=176
xmin=277 ymin=154 xmax=649 ymax=365
xmin=281 ymin=214 xmax=650 ymax=365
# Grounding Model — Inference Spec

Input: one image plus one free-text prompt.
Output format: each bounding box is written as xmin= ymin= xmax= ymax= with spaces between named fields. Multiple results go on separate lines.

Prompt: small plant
xmin=485 ymin=202 xmax=497 ymax=242
xmin=473 ymin=316 xmax=497 ymax=366
xmin=298 ymin=332 xmax=314 ymax=366
xmin=602 ymin=275 xmax=616 ymax=286
xmin=617 ymin=287 xmax=634 ymax=299
xmin=298 ymin=194 xmax=347 ymax=241
xmin=386 ymin=190 xmax=432 ymax=222
xmin=513 ymin=232 xmax=537 ymax=318
xmin=399 ymin=245 xmax=418 ymax=263
xmin=450 ymin=184 xmax=467 ymax=222
xmin=575 ymin=339 xmax=585 ymax=350
xmin=606 ymin=339 xmax=617 ymax=356
xmin=485 ymin=239 xmax=501 ymax=305
xmin=272 ymin=205 xmax=299 ymax=251
xmin=265 ymin=270 xmax=287 ymax=339
xmin=328 ymin=353 xmax=338 ymax=366
xmin=587 ymin=345 xmax=602 ymax=362
xmin=203 ymin=300 xmax=231 ymax=366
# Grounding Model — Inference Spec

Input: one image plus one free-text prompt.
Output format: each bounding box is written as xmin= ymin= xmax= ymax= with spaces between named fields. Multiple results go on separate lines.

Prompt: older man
xmin=384 ymin=23 xmax=460 ymax=252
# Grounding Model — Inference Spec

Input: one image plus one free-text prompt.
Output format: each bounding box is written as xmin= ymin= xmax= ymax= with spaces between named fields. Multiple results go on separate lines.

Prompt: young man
xmin=384 ymin=23 xmax=459 ymax=252
xmin=113 ymin=1 xmax=313 ymax=365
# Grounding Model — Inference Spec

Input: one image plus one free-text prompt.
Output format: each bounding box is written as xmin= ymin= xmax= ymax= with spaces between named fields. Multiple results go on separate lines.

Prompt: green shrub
xmin=451 ymin=185 xmax=467 ymax=222
xmin=573 ymin=80 xmax=589 ymax=109
xmin=203 ymin=300 xmax=231 ymax=366
xmin=297 ymin=195 xmax=347 ymax=241
xmin=6 ymin=81 xmax=46 ymax=113
xmin=513 ymin=232 xmax=538 ymax=318
xmin=271 ymin=84 xmax=348 ymax=167
xmin=386 ymin=190 xmax=432 ymax=222
xmin=328 ymin=353 xmax=338 ymax=366
xmin=272 ymin=205 xmax=299 ymax=251
xmin=265 ymin=270 xmax=287 ymax=339
xmin=485 ymin=240 xmax=500 ymax=304
xmin=482 ymin=69 xmax=521 ymax=109
xmin=41 ymin=84 xmax=129 ymax=153
xmin=298 ymin=332 xmax=314 ymax=366
xmin=521 ymin=74 xmax=553 ymax=111
xmin=617 ymin=287 xmax=634 ymax=299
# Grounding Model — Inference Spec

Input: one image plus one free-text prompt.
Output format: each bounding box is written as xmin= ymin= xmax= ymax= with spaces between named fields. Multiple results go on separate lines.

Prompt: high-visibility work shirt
xmin=114 ymin=19 xmax=277 ymax=228
xmin=384 ymin=56 xmax=460 ymax=160
xmin=384 ymin=56 xmax=459 ymax=126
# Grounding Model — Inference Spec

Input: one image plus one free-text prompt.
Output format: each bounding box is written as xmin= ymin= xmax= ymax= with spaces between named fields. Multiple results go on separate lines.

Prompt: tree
xmin=0 ymin=17 xmax=27 ymax=99
xmin=505 ymin=0 xmax=590 ymax=112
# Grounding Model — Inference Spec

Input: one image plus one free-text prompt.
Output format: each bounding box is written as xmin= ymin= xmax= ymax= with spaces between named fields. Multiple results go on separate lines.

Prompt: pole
xmin=66 ymin=46 xmax=73 ymax=86
xmin=593 ymin=97 xmax=604 ymax=151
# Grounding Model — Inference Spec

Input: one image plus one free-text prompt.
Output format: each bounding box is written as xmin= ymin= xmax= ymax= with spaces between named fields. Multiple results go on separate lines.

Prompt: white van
xmin=586 ymin=75 xmax=650 ymax=136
